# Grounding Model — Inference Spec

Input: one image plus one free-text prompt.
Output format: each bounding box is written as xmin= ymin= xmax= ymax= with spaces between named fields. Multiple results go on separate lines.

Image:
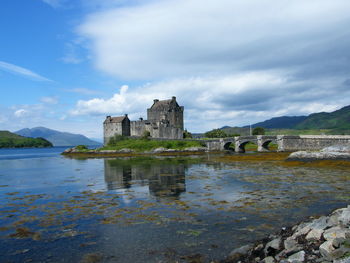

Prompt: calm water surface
xmin=0 ymin=147 xmax=349 ymax=262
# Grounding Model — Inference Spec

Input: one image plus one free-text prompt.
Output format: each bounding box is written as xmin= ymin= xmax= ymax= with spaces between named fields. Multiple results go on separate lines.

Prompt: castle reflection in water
xmin=104 ymin=158 xmax=186 ymax=198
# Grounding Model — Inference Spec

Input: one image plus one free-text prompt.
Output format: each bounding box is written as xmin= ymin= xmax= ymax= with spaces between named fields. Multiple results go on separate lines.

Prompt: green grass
xmin=100 ymin=138 xmax=205 ymax=152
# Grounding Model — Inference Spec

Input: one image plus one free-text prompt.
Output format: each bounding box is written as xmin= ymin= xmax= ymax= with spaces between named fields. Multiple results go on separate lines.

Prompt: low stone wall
xmin=279 ymin=135 xmax=350 ymax=152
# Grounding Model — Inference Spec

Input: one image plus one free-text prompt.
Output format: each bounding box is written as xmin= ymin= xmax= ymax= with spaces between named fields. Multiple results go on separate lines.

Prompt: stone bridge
xmin=202 ymin=135 xmax=350 ymax=153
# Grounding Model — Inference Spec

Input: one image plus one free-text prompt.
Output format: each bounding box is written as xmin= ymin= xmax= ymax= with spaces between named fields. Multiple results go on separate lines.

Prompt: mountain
xmin=0 ymin=130 xmax=53 ymax=148
xmin=15 ymin=127 xmax=101 ymax=147
xmin=243 ymin=116 xmax=308 ymax=129
xmin=296 ymin=105 xmax=350 ymax=130
xmin=219 ymin=105 xmax=350 ymax=133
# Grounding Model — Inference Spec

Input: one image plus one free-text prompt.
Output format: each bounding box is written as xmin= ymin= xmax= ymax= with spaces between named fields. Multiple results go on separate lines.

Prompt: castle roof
xmin=104 ymin=116 xmax=128 ymax=124
xmin=150 ymin=97 xmax=179 ymax=110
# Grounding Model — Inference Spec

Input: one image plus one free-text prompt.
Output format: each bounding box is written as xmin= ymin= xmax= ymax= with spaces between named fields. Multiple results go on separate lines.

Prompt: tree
xmin=252 ymin=127 xmax=265 ymax=135
xmin=204 ymin=129 xmax=228 ymax=138
xmin=183 ymin=129 xmax=192 ymax=138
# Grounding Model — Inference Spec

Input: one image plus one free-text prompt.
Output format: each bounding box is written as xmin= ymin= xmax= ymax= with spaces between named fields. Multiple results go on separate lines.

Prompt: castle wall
xmin=130 ymin=120 xmax=183 ymax=139
xmin=147 ymin=106 xmax=184 ymax=129
xmin=103 ymin=122 xmax=123 ymax=145
xmin=104 ymin=118 xmax=130 ymax=145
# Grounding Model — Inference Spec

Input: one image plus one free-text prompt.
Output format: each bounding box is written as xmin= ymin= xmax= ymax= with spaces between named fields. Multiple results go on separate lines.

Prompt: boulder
xmin=287 ymin=250 xmax=305 ymax=263
xmin=319 ymin=240 xmax=336 ymax=260
xmin=323 ymin=226 xmax=350 ymax=241
xmin=264 ymin=237 xmax=281 ymax=255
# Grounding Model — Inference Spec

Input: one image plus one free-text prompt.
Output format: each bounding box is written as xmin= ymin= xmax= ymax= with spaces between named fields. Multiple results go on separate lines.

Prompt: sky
xmin=1 ymin=0 xmax=350 ymax=139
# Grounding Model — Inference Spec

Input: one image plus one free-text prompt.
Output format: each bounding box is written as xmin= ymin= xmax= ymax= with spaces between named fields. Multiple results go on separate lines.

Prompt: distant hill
xmin=15 ymin=127 xmax=101 ymax=147
xmin=215 ymin=104 xmax=350 ymax=135
xmin=0 ymin=130 xmax=53 ymax=148
xmin=243 ymin=116 xmax=308 ymax=129
xmin=296 ymin=105 xmax=350 ymax=130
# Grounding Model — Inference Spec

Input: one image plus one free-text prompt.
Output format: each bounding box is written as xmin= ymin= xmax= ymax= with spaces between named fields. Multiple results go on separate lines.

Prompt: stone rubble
xmin=223 ymin=205 xmax=350 ymax=263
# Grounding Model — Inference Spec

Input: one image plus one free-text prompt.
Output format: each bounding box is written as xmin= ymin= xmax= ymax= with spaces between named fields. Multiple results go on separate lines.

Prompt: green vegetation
xmin=183 ymin=129 xmax=192 ymax=138
xmin=252 ymin=127 xmax=265 ymax=135
xmin=296 ymin=105 xmax=350 ymax=130
xmin=204 ymin=129 xmax=227 ymax=138
xmin=0 ymin=131 xmax=53 ymax=148
xmin=101 ymin=135 xmax=205 ymax=152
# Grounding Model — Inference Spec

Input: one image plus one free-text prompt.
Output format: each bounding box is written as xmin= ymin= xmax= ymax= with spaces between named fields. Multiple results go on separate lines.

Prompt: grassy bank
xmin=100 ymin=137 xmax=205 ymax=152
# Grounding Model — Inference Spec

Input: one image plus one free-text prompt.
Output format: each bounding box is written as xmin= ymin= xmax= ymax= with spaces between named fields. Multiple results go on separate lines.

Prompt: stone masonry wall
xmin=279 ymin=135 xmax=350 ymax=151
xmin=103 ymin=122 xmax=123 ymax=145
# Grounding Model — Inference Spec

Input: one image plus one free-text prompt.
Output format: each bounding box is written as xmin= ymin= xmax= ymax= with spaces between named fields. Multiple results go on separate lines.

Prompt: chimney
xmin=154 ymin=99 xmax=159 ymax=104
xmin=172 ymin=96 xmax=176 ymax=101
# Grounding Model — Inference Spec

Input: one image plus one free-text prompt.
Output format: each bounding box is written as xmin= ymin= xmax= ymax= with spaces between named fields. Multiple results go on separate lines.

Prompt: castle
xmin=103 ymin=96 xmax=184 ymax=145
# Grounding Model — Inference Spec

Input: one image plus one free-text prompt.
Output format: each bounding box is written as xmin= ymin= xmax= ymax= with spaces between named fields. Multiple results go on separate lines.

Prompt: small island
xmin=0 ymin=130 xmax=53 ymax=148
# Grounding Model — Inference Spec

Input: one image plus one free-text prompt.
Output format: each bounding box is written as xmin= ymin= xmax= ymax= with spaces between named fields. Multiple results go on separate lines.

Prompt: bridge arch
xmin=261 ymin=139 xmax=277 ymax=151
xmin=235 ymin=140 xmax=258 ymax=153
xmin=223 ymin=141 xmax=235 ymax=151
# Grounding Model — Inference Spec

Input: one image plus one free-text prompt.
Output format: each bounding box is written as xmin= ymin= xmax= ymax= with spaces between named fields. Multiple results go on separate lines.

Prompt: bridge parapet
xmin=199 ymin=135 xmax=350 ymax=153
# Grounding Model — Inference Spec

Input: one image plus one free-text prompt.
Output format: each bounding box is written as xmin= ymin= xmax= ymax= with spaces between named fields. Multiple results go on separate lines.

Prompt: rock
xmin=329 ymin=208 xmax=347 ymax=226
xmin=184 ymin=147 xmax=207 ymax=152
xmin=264 ymin=237 xmax=281 ymax=255
xmin=323 ymin=226 xmax=350 ymax=241
xmin=228 ymin=244 xmax=253 ymax=261
xmin=118 ymin=148 xmax=133 ymax=153
xmin=284 ymin=237 xmax=302 ymax=253
xmin=321 ymin=144 xmax=350 ymax=153
xmin=319 ymin=240 xmax=335 ymax=260
xmin=287 ymin=150 xmax=350 ymax=161
xmin=263 ymin=256 xmax=276 ymax=263
xmin=334 ymin=255 xmax=350 ymax=263
xmin=63 ymin=148 xmax=73 ymax=153
xmin=306 ymin=228 xmax=324 ymax=241
xmin=293 ymin=216 xmax=329 ymax=238
xmin=287 ymin=250 xmax=305 ymax=263
xmin=339 ymin=209 xmax=350 ymax=226
xmin=152 ymin=147 xmax=167 ymax=153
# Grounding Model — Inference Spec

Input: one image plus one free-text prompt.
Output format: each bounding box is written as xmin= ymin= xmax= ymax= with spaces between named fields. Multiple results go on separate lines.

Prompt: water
xmin=0 ymin=148 xmax=349 ymax=262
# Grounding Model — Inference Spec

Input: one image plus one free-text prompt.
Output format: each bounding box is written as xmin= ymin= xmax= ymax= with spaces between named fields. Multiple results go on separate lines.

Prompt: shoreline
xmin=221 ymin=205 xmax=350 ymax=263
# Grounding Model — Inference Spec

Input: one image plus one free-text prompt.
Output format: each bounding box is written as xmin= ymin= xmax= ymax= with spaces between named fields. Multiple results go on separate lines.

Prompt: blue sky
xmin=1 ymin=0 xmax=350 ymax=139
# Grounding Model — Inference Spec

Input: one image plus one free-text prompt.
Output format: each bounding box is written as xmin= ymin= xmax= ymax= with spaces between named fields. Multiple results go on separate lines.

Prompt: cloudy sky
xmin=1 ymin=0 xmax=350 ymax=140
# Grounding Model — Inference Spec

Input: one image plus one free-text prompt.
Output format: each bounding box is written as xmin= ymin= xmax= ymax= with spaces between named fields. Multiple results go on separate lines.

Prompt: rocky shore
xmin=287 ymin=144 xmax=350 ymax=161
xmin=223 ymin=205 xmax=350 ymax=263
xmin=62 ymin=146 xmax=209 ymax=157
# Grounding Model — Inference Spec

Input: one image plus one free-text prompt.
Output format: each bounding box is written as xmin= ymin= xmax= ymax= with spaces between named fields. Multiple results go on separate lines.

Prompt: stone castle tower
xmin=147 ymin=96 xmax=184 ymax=129
xmin=103 ymin=97 xmax=184 ymax=145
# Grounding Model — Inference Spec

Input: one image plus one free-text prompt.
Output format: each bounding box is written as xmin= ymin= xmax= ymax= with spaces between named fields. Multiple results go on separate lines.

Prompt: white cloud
xmin=0 ymin=61 xmax=52 ymax=82
xmin=78 ymin=0 xmax=350 ymax=79
xmin=14 ymin=109 xmax=29 ymax=118
xmin=70 ymin=71 xmax=350 ymax=132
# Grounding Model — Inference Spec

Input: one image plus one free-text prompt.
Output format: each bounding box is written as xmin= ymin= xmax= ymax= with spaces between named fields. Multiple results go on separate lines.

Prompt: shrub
xmin=204 ymin=129 xmax=228 ymax=138
xmin=141 ymin=130 xmax=151 ymax=140
xmin=75 ymin=145 xmax=88 ymax=150
xmin=183 ymin=129 xmax=193 ymax=138
xmin=252 ymin=127 xmax=265 ymax=135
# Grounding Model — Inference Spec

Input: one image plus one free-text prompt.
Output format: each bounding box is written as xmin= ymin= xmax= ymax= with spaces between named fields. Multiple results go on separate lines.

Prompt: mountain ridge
xmin=15 ymin=127 xmax=101 ymax=147
xmin=220 ymin=105 xmax=350 ymax=133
